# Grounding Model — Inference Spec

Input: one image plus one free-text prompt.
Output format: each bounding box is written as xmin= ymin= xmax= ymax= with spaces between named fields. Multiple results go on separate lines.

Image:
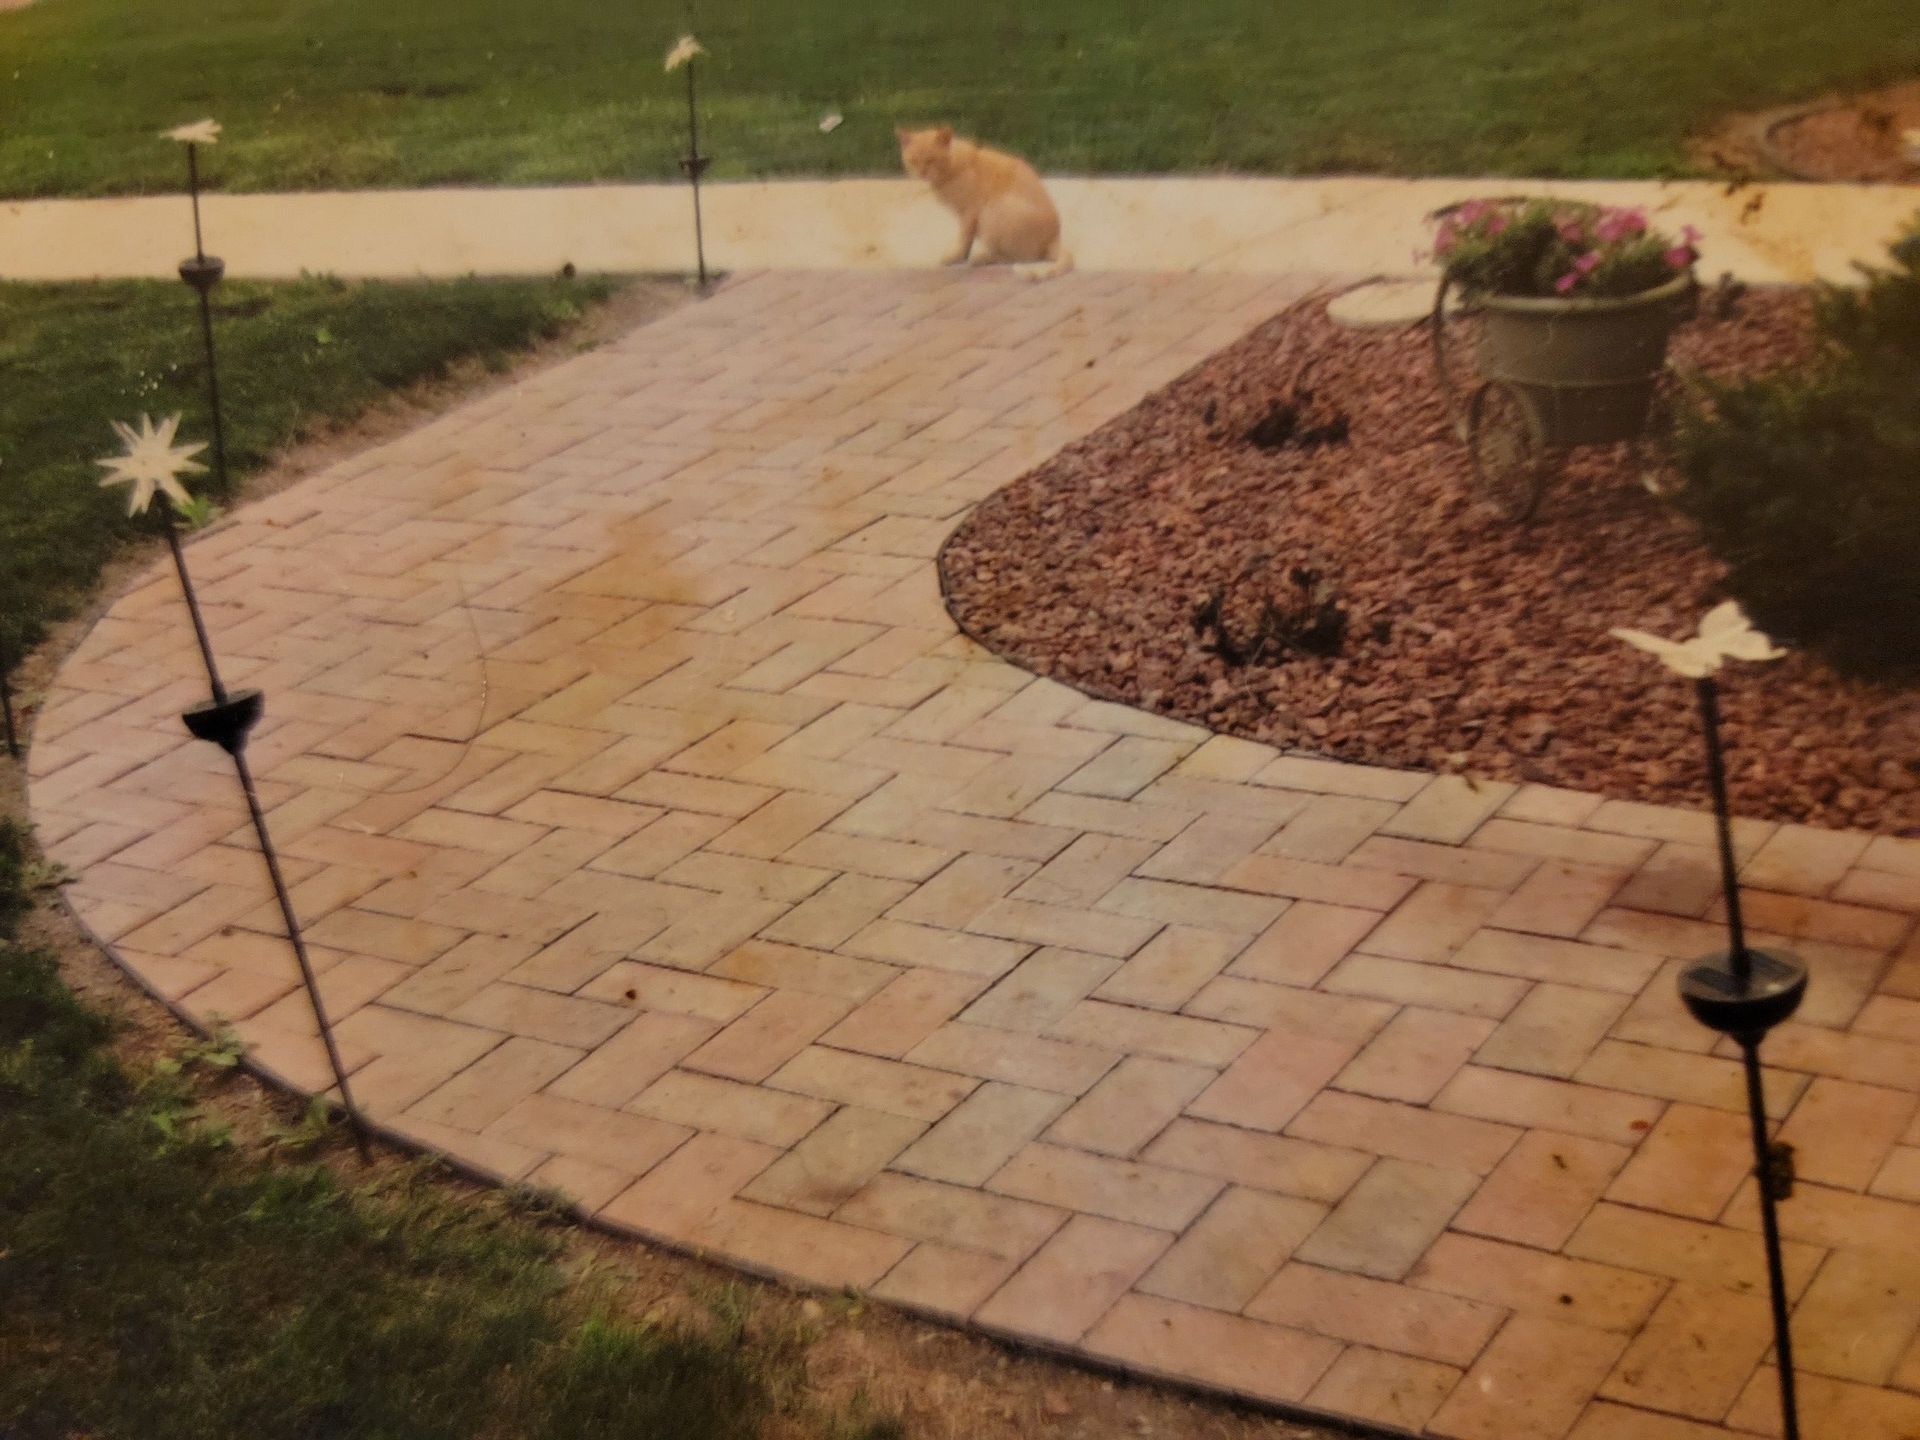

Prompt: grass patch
xmin=0 ymin=817 xmax=898 ymax=1439
xmin=0 ymin=273 xmax=615 ymax=681
xmin=2 ymin=0 xmax=1917 ymax=196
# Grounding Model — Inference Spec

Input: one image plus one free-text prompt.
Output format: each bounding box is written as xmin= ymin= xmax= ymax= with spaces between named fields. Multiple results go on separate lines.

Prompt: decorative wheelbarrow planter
xmin=1427 ymin=197 xmax=1702 ymax=521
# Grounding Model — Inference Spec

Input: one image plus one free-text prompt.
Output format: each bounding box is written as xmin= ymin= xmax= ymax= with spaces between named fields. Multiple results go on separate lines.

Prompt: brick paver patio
xmin=27 ymin=270 xmax=1920 ymax=1440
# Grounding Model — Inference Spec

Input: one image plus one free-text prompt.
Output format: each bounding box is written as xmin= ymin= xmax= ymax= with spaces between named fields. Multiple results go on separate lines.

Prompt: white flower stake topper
xmin=162 ymin=119 xmax=222 ymax=146
xmin=97 ymin=413 xmax=207 ymax=517
xmin=664 ymin=34 xmax=705 ymax=72
xmin=1611 ymin=599 xmax=1784 ymax=679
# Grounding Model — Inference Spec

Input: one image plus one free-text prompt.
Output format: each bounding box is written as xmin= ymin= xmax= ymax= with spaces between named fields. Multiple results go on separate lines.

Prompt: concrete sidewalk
xmin=3 ymin=175 xmax=1917 ymax=284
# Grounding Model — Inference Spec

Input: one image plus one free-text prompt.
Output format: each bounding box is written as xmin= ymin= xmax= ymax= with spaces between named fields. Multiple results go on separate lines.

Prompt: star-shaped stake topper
xmin=98 ymin=413 xmax=206 ymax=517
xmin=664 ymin=34 xmax=705 ymax=71
xmin=1611 ymin=599 xmax=1785 ymax=679
xmin=162 ymin=119 xmax=221 ymax=146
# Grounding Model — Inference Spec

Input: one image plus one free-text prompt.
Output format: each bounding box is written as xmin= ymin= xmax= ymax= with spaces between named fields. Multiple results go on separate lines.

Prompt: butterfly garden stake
xmin=99 ymin=415 xmax=373 ymax=1162
xmin=1612 ymin=599 xmax=1803 ymax=1440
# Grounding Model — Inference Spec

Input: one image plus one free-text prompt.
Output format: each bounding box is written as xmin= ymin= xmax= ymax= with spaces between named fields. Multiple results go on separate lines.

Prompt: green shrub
xmin=1672 ymin=219 xmax=1920 ymax=676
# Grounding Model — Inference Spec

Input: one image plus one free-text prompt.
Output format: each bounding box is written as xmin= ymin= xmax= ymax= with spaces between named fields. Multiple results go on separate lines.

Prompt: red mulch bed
xmin=940 ymin=289 xmax=1919 ymax=834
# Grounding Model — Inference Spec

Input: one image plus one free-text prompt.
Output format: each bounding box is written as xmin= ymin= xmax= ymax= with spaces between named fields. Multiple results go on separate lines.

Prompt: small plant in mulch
xmin=1244 ymin=387 xmax=1350 ymax=451
xmin=1192 ymin=563 xmax=1349 ymax=667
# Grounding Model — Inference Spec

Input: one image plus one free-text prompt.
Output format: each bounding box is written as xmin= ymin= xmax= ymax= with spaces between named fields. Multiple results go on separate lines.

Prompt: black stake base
xmin=679 ymin=153 xmax=711 ymax=180
xmin=0 ymin=667 xmax=19 ymax=761
xmin=1679 ymin=947 xmax=1808 ymax=1039
xmin=182 ymin=689 xmax=263 ymax=755
xmin=179 ymin=255 xmax=226 ymax=292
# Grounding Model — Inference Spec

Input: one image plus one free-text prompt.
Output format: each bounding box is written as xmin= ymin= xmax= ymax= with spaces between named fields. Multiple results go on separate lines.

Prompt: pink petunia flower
xmin=1556 ymin=218 xmax=1587 ymax=244
xmin=1665 ymin=245 xmax=1695 ymax=268
xmin=1555 ymin=272 xmax=1580 ymax=294
xmin=1484 ymin=213 xmax=1509 ymax=236
xmin=1455 ymin=199 xmax=1491 ymax=225
xmin=1574 ymin=251 xmax=1601 ymax=274
xmin=1595 ymin=207 xmax=1649 ymax=243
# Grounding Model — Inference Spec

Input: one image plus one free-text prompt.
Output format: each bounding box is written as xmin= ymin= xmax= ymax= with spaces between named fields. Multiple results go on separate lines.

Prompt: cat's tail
xmin=1017 ymin=239 xmax=1075 ymax=282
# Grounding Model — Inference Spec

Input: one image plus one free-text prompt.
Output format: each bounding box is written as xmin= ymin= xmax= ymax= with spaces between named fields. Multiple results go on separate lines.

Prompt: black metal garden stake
xmin=683 ymin=57 xmax=710 ymax=286
xmin=106 ymin=141 xmax=373 ymax=1160
xmin=1610 ymin=604 xmax=1802 ymax=1439
xmin=173 ymin=131 xmax=232 ymax=496
xmin=668 ymin=36 xmax=712 ymax=286
xmin=0 ymin=659 xmax=19 ymax=761
xmin=1677 ymin=674 xmax=1806 ymax=1440
xmin=154 ymin=496 xmax=374 ymax=1163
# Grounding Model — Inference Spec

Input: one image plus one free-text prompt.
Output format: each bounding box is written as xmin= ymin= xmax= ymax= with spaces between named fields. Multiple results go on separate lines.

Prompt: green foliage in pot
xmin=1671 ymin=215 xmax=1920 ymax=677
xmin=1434 ymin=197 xmax=1699 ymax=300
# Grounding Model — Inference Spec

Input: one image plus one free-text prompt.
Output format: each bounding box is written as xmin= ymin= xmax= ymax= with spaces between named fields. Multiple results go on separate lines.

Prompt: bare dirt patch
xmin=941 ymin=290 xmax=1919 ymax=835
xmin=1699 ymin=78 xmax=1920 ymax=182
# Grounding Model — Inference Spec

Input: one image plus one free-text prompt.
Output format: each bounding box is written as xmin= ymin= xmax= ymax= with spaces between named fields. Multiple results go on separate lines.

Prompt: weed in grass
xmin=263 ymin=1096 xmax=341 ymax=1158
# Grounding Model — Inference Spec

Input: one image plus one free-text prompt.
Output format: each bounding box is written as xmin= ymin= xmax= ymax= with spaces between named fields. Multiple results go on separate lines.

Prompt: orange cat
xmin=897 ymin=125 xmax=1073 ymax=278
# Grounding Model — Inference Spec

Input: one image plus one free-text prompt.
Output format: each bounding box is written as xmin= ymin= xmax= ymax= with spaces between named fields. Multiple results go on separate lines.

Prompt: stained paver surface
xmin=28 ymin=270 xmax=1920 ymax=1439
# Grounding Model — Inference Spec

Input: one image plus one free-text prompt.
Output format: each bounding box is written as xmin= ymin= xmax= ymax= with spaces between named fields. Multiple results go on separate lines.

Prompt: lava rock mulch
xmin=940 ymin=290 xmax=1918 ymax=833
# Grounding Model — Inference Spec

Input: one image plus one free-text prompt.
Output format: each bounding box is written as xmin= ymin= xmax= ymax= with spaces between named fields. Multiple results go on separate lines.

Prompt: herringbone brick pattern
xmin=28 ymin=271 xmax=1920 ymax=1439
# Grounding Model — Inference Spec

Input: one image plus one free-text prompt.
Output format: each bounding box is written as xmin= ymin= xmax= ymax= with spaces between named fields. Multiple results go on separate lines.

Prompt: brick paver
xmin=27 ymin=270 xmax=1920 ymax=1439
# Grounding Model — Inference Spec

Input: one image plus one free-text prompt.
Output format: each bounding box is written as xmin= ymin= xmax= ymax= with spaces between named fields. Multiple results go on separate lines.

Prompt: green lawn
xmin=2 ymin=0 xmax=1917 ymax=196
xmin=0 ymin=819 xmax=899 ymax=1440
xmin=0 ymin=273 xmax=617 ymax=681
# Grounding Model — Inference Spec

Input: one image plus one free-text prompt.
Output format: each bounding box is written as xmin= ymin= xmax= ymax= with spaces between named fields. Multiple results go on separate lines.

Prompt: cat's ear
xmin=934 ymin=124 xmax=953 ymax=145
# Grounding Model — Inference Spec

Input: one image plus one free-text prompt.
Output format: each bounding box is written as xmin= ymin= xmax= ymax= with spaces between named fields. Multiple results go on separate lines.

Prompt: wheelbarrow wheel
xmin=1428 ymin=274 xmax=1479 ymax=443
xmin=1468 ymin=381 xmax=1548 ymax=522
xmin=1633 ymin=377 xmax=1685 ymax=499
